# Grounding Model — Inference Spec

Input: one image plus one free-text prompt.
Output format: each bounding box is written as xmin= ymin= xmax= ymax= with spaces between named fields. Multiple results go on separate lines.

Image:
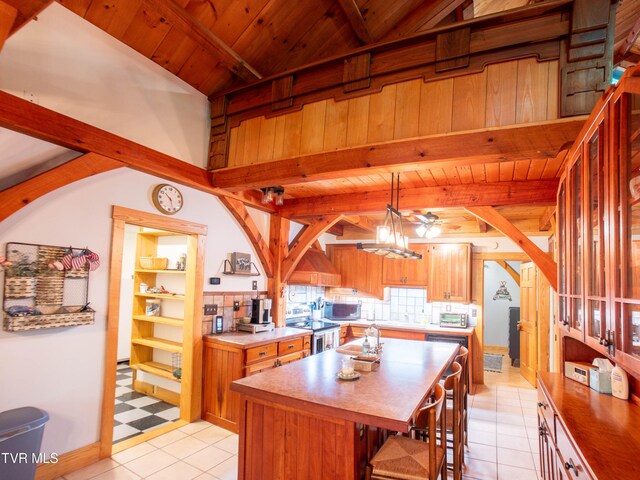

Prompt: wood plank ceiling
xmin=5 ymin=0 xmax=640 ymax=238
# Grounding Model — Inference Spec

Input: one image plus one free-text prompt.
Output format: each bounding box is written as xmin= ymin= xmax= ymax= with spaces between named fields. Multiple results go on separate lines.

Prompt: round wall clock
xmin=152 ymin=184 xmax=184 ymax=215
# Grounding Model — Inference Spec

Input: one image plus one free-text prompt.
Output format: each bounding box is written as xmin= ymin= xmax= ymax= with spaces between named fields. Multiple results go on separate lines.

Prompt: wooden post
xmin=268 ymin=214 xmax=290 ymax=327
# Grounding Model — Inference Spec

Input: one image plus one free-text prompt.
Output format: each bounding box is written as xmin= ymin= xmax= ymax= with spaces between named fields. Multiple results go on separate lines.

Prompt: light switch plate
xmin=233 ymin=301 xmax=240 ymax=311
xmin=204 ymin=304 xmax=217 ymax=315
xmin=252 ymin=280 xmax=258 ymax=290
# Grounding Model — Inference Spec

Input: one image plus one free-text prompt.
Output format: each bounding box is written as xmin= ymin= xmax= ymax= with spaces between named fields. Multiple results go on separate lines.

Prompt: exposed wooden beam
xmin=539 ymin=206 xmax=555 ymax=231
xmin=616 ymin=14 xmax=640 ymax=64
xmin=336 ymin=0 xmax=373 ymax=43
xmin=382 ymin=0 xmax=467 ymax=41
xmin=0 ymin=153 xmax=123 ymax=223
xmin=3 ymin=0 xmax=50 ymax=35
xmin=280 ymin=179 xmax=558 ymax=217
xmin=296 ymin=217 xmax=344 ymax=237
xmin=465 ymin=206 xmax=557 ymax=290
xmin=495 ymin=259 xmax=521 ymax=286
xmin=476 ymin=218 xmax=488 ymax=233
xmin=141 ymin=0 xmax=261 ymax=82
xmin=268 ymin=215 xmax=290 ymax=326
xmin=0 ymin=90 xmax=275 ymax=213
xmin=212 ymin=119 xmax=585 ymax=189
xmin=343 ymin=215 xmax=377 ymax=232
xmin=0 ymin=1 xmax=17 ymax=51
xmin=472 ymin=252 xmax=531 ymax=262
xmin=281 ymin=215 xmax=343 ymax=283
xmin=218 ymin=197 xmax=274 ymax=278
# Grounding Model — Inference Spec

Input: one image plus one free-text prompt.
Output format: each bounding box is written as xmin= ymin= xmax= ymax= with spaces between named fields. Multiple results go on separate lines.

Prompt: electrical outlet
xmin=233 ymin=301 xmax=240 ymax=311
xmin=204 ymin=304 xmax=217 ymax=315
xmin=252 ymin=280 xmax=258 ymax=290
xmin=446 ymin=304 xmax=451 ymax=312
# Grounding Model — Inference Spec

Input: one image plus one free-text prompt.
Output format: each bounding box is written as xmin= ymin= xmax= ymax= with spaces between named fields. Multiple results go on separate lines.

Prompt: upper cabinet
xmin=326 ymin=244 xmax=384 ymax=299
xmin=557 ymin=72 xmax=640 ymax=380
xmin=382 ymin=244 xmax=429 ymax=287
xmin=428 ymin=244 xmax=471 ymax=303
xmin=327 ymin=243 xmax=470 ymax=303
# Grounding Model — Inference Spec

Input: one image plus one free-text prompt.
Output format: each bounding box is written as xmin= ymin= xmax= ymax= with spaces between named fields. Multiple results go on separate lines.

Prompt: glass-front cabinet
xmin=618 ymin=93 xmax=640 ymax=365
xmin=559 ymin=76 xmax=640 ymax=378
xmin=585 ymin=122 xmax=607 ymax=349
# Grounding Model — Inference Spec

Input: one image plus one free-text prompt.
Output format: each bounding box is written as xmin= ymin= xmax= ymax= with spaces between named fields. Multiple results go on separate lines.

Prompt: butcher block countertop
xmin=203 ymin=327 xmax=309 ymax=349
xmin=231 ymin=338 xmax=459 ymax=432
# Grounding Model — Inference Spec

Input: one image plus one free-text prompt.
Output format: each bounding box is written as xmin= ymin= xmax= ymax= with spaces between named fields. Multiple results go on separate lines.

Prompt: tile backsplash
xmin=293 ymin=286 xmax=476 ymax=325
xmin=202 ymin=291 xmax=266 ymax=334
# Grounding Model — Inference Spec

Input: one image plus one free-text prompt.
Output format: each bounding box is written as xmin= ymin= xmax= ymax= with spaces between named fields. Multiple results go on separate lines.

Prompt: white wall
xmin=0 ymin=169 xmax=269 ymax=455
xmin=0 ymin=2 xmax=268 ymax=456
xmin=483 ymin=261 xmax=521 ymax=348
xmin=0 ymin=3 xmax=209 ymax=169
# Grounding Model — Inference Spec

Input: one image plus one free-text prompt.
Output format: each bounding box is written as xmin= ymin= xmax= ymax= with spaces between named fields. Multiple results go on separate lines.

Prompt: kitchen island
xmin=231 ymin=338 xmax=459 ymax=479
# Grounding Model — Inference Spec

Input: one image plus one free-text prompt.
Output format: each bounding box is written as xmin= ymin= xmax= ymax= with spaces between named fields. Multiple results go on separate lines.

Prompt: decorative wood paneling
xmin=222 ymin=58 xmax=562 ymax=173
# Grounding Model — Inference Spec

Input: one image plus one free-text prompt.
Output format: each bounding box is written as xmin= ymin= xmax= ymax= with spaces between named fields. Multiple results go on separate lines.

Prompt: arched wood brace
xmin=465 ymin=206 xmax=557 ymax=291
xmin=218 ymin=196 xmax=274 ymax=278
xmin=0 ymin=153 xmax=124 ymax=222
xmin=281 ymin=215 xmax=344 ymax=284
xmin=495 ymin=260 xmax=521 ymax=287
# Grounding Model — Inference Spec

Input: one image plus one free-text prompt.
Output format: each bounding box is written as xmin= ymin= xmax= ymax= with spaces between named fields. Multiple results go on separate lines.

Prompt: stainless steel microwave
xmin=324 ymin=302 xmax=361 ymax=320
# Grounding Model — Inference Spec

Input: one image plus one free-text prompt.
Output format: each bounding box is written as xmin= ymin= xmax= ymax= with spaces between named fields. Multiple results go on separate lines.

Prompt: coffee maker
xmin=251 ymin=298 xmax=272 ymax=324
xmin=238 ymin=298 xmax=275 ymax=333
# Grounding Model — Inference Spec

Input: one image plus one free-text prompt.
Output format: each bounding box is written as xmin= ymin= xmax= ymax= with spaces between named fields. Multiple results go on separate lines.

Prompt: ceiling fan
xmin=414 ymin=212 xmax=443 ymax=238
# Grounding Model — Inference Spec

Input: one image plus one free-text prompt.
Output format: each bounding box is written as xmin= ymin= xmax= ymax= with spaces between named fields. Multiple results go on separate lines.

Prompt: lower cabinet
xmin=203 ymin=335 xmax=310 ymax=432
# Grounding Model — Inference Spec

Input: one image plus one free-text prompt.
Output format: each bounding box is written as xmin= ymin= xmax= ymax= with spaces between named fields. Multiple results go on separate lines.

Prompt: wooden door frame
xmin=472 ymin=252 xmax=530 ymax=385
xmin=99 ymin=206 xmax=207 ymax=457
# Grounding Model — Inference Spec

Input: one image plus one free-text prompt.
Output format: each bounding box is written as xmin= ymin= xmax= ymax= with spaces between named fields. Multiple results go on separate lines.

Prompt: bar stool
xmin=453 ymin=346 xmax=470 ymax=454
xmin=366 ymin=383 xmax=447 ymax=480
xmin=442 ymin=361 xmax=464 ymax=480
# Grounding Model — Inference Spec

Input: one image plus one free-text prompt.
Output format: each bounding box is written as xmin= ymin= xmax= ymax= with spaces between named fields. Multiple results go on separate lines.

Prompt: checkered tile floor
xmin=113 ymin=363 xmax=180 ymax=444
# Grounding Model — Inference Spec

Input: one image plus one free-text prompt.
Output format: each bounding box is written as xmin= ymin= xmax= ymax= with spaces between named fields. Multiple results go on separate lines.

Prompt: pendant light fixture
xmin=357 ymin=174 xmax=422 ymax=260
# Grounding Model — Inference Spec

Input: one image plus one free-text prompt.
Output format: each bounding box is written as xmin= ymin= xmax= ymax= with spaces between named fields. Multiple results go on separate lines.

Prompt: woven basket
xmin=139 ymin=257 xmax=168 ymax=270
xmin=4 ymin=277 xmax=37 ymax=299
xmin=3 ymin=306 xmax=95 ymax=332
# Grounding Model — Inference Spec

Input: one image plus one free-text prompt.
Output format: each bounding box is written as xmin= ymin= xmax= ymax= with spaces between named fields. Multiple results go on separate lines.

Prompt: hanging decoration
xmin=493 ymin=281 xmax=512 ymax=301
xmin=357 ymin=173 xmax=422 ymax=260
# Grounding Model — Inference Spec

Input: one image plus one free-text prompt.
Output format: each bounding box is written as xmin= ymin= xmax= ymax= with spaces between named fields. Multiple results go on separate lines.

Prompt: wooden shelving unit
xmin=130 ymin=227 xmax=196 ymax=408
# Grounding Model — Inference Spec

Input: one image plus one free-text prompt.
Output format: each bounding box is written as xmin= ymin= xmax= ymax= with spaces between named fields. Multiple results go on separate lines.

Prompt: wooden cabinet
xmin=287 ymin=248 xmax=341 ymax=286
xmin=130 ymin=229 xmax=197 ymax=410
xmin=535 ymin=373 xmax=640 ymax=480
xmin=326 ymin=244 xmax=384 ymax=298
xmin=203 ymin=334 xmax=311 ymax=432
xmin=557 ymin=76 xmax=640 ymax=379
xmin=382 ymin=244 xmax=429 ymax=286
xmin=428 ymin=244 xmax=471 ymax=303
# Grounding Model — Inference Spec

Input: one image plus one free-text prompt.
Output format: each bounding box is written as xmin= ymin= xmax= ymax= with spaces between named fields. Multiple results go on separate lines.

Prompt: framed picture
xmin=230 ymin=252 xmax=252 ymax=273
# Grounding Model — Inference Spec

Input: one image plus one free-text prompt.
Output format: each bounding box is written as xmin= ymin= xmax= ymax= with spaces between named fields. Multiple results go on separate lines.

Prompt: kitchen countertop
xmin=203 ymin=327 xmax=309 ymax=349
xmin=231 ymin=338 xmax=459 ymax=432
xmin=334 ymin=320 xmax=475 ymax=335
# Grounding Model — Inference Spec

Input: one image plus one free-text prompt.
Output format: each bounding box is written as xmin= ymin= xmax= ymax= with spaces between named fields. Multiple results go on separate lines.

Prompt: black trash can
xmin=0 ymin=407 xmax=49 ymax=480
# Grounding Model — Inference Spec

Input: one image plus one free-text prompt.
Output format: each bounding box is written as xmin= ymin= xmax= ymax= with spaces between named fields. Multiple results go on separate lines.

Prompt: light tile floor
xmin=462 ymin=354 xmax=540 ymax=480
xmin=58 ymin=422 xmax=238 ymax=480
xmin=63 ymin=355 xmax=539 ymax=479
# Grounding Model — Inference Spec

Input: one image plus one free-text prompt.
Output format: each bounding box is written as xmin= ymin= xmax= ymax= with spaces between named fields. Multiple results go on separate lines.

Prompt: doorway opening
xmin=99 ymin=207 xmax=206 ymax=458
xmin=483 ymin=260 xmax=525 ymax=385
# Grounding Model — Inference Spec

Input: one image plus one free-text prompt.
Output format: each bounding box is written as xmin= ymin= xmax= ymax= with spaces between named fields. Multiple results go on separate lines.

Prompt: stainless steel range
xmin=285 ymin=304 xmax=340 ymax=354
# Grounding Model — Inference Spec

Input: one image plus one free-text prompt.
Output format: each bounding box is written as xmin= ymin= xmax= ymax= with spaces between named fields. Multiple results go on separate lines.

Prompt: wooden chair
xmin=443 ymin=361 xmax=464 ymax=480
xmin=366 ymin=383 xmax=447 ymax=480
xmin=454 ymin=346 xmax=469 ymax=454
